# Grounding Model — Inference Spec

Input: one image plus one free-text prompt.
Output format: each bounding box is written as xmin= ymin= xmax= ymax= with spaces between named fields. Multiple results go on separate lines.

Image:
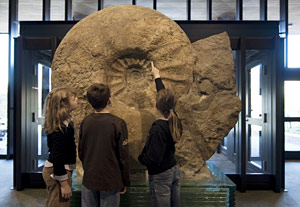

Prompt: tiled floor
xmin=0 ymin=159 xmax=300 ymax=207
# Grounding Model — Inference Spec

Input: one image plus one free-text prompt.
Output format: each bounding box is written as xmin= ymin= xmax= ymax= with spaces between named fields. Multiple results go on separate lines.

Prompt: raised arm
xmin=151 ymin=61 xmax=165 ymax=92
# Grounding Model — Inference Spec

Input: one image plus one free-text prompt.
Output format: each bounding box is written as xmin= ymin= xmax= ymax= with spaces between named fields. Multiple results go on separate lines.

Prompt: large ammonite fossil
xmin=52 ymin=5 xmax=241 ymax=180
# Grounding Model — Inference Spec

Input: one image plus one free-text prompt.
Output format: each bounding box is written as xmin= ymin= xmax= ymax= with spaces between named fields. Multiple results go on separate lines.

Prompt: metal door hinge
xmin=263 ymin=65 xmax=267 ymax=75
xmin=262 ymin=160 xmax=267 ymax=171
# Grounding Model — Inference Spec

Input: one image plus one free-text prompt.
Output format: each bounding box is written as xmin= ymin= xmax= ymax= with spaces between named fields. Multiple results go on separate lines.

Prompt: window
xmin=0 ymin=0 xmax=8 ymax=33
xmin=157 ymin=0 xmax=186 ymax=20
xmin=0 ymin=34 xmax=8 ymax=155
xmin=288 ymin=35 xmax=300 ymax=68
xmin=191 ymin=0 xmax=206 ymax=20
xmin=51 ymin=0 xmax=65 ymax=20
xmin=285 ymin=122 xmax=300 ymax=151
xmin=285 ymin=81 xmax=300 ymax=151
xmin=243 ymin=0 xmax=260 ymax=20
xmin=285 ymin=81 xmax=300 ymax=117
xmin=18 ymin=0 xmax=42 ymax=21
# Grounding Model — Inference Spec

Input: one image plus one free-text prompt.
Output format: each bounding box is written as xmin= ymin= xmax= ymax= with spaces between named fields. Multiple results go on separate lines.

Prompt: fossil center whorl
xmin=110 ymin=57 xmax=151 ymax=93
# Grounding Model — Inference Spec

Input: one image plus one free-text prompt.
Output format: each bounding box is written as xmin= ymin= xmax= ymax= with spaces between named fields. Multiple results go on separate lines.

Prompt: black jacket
xmin=138 ymin=78 xmax=177 ymax=175
xmin=47 ymin=124 xmax=77 ymax=176
xmin=138 ymin=119 xmax=177 ymax=175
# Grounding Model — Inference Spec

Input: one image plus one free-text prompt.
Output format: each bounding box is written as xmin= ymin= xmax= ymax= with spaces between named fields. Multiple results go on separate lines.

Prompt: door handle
xmin=32 ymin=112 xmax=35 ymax=122
xmin=263 ymin=113 xmax=267 ymax=123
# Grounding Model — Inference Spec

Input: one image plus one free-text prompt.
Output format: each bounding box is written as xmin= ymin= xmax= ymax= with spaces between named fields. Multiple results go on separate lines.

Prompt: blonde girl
xmin=138 ymin=62 xmax=183 ymax=207
xmin=42 ymin=87 xmax=78 ymax=207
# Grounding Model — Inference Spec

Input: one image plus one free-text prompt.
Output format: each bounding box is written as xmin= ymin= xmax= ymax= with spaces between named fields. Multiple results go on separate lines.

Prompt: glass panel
xmin=268 ymin=0 xmax=279 ymax=20
xmin=38 ymin=64 xmax=51 ymax=116
xmin=249 ymin=65 xmax=262 ymax=118
xmin=212 ymin=0 xmax=236 ymax=20
xmin=157 ymin=0 xmax=186 ymax=20
xmin=0 ymin=0 xmax=8 ymax=33
xmin=288 ymin=35 xmax=300 ymax=68
xmin=285 ymin=122 xmax=300 ymax=151
xmin=50 ymin=0 xmax=65 ymax=20
xmin=73 ymin=161 xmax=236 ymax=206
xmin=104 ymin=0 xmax=131 ymax=8
xmin=223 ymin=137 xmax=228 ymax=149
xmin=248 ymin=124 xmax=262 ymax=170
xmin=37 ymin=64 xmax=51 ymax=167
xmin=191 ymin=0 xmax=206 ymax=20
xmin=73 ymin=0 xmax=97 ymax=20
xmin=0 ymin=34 xmax=8 ymax=155
xmin=243 ymin=0 xmax=259 ymax=20
xmin=208 ymin=128 xmax=237 ymax=174
xmin=285 ymin=81 xmax=300 ymax=117
xmin=250 ymin=125 xmax=261 ymax=158
xmin=136 ymin=0 xmax=152 ymax=8
xmin=18 ymin=0 xmax=42 ymax=21
xmin=289 ymin=0 xmax=300 ymax=35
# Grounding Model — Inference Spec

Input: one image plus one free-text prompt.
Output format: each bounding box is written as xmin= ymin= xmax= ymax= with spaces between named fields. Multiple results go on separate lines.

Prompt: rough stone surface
xmin=52 ymin=5 xmax=241 ymax=180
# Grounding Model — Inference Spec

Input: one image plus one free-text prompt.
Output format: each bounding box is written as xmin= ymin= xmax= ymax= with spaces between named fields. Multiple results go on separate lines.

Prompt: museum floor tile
xmin=0 ymin=159 xmax=299 ymax=207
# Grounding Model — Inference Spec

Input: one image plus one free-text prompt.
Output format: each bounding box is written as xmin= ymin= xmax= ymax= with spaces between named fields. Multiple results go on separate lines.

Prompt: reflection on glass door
xmin=246 ymin=64 xmax=264 ymax=171
xmin=37 ymin=63 xmax=51 ymax=168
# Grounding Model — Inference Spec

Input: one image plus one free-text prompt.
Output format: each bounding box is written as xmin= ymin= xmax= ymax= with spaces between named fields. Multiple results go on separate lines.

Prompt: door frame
xmin=13 ymin=37 xmax=59 ymax=190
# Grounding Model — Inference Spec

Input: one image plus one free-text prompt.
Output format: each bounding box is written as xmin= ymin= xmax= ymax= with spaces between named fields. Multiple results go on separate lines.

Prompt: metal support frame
xmin=239 ymin=36 xmax=247 ymax=192
xmin=187 ymin=0 xmax=191 ymax=21
xmin=260 ymin=0 xmax=268 ymax=20
xmin=280 ymin=0 xmax=288 ymax=67
xmin=285 ymin=69 xmax=300 ymax=80
xmin=206 ymin=0 xmax=212 ymax=20
xmin=236 ymin=0 xmax=243 ymax=20
xmin=65 ymin=0 xmax=72 ymax=21
xmin=153 ymin=0 xmax=157 ymax=10
xmin=9 ymin=0 xmax=18 ymax=190
xmin=14 ymin=37 xmax=23 ymax=190
xmin=43 ymin=0 xmax=50 ymax=21
xmin=98 ymin=0 xmax=104 ymax=10
xmin=51 ymin=36 xmax=60 ymax=60
xmin=274 ymin=37 xmax=285 ymax=192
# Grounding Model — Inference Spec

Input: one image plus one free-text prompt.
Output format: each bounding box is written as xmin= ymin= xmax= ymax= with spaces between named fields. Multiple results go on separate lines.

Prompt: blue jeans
xmin=81 ymin=185 xmax=120 ymax=207
xmin=149 ymin=165 xmax=181 ymax=207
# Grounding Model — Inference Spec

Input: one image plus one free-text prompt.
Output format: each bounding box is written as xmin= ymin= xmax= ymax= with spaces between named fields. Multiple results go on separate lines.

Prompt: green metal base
xmin=70 ymin=162 xmax=236 ymax=207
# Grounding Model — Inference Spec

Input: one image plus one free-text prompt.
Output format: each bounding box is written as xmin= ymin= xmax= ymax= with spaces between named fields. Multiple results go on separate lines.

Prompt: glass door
xmin=14 ymin=37 xmax=55 ymax=189
xmin=245 ymin=50 xmax=272 ymax=174
xmin=246 ymin=64 xmax=264 ymax=172
xmin=26 ymin=55 xmax=51 ymax=172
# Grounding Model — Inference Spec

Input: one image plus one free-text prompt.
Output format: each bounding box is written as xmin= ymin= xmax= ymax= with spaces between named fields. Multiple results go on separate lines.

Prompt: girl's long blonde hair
xmin=44 ymin=87 xmax=77 ymax=134
xmin=156 ymin=89 xmax=183 ymax=142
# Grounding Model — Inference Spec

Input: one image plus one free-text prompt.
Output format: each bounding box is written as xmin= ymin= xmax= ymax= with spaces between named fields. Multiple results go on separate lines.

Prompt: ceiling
xmin=0 ymin=0 xmax=300 ymax=35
